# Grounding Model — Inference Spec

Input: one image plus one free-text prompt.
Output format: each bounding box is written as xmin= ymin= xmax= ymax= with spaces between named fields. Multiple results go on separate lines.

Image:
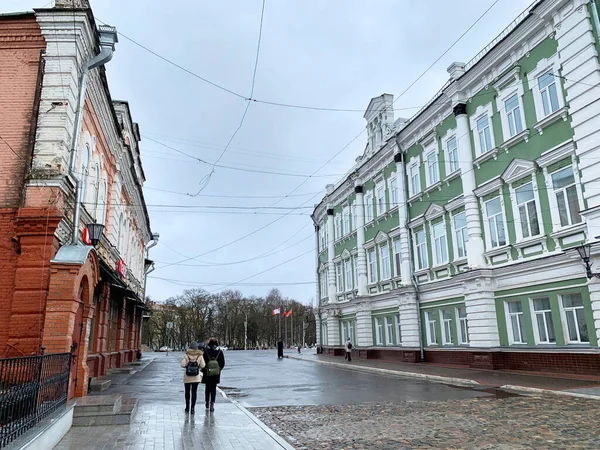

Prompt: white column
xmin=398 ymin=292 xmax=420 ymax=347
xmin=354 ymin=185 xmax=368 ymax=296
xmin=454 ymin=104 xmax=487 ymax=268
xmin=326 ymin=315 xmax=340 ymax=346
xmin=393 ymin=150 xmax=413 ymax=284
xmin=463 ymin=275 xmax=500 ymax=347
xmin=314 ymin=312 xmax=322 ymax=347
xmin=326 ymin=206 xmax=337 ymax=304
xmin=355 ymin=303 xmax=373 ymax=347
xmin=314 ymin=224 xmax=321 ymax=302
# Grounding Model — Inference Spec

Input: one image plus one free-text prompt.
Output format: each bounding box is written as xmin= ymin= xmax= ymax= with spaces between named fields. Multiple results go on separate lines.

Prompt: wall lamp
xmin=575 ymin=243 xmax=600 ymax=279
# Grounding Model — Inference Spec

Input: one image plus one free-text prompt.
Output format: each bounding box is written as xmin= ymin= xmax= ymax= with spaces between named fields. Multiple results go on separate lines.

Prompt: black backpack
xmin=186 ymin=356 xmax=200 ymax=377
xmin=347 ymin=342 xmax=353 ymax=350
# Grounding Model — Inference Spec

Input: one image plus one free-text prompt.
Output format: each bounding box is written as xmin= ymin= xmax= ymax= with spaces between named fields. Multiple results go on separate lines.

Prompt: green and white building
xmin=313 ymin=0 xmax=600 ymax=374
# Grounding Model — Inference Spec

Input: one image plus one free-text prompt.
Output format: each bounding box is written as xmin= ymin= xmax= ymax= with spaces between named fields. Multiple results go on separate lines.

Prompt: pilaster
xmin=326 ymin=313 xmax=340 ymax=346
xmin=461 ymin=272 xmax=500 ymax=347
xmin=393 ymin=150 xmax=412 ymax=283
xmin=398 ymin=291 xmax=420 ymax=347
xmin=355 ymin=302 xmax=373 ymax=347
xmin=354 ymin=185 xmax=368 ymax=295
xmin=326 ymin=207 xmax=337 ymax=304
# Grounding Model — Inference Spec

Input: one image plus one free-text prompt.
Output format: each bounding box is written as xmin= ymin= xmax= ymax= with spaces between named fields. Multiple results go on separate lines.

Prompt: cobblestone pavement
xmin=253 ymin=395 xmax=600 ymax=450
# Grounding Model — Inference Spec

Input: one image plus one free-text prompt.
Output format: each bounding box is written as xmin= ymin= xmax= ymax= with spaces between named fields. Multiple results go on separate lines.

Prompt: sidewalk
xmin=55 ymin=354 xmax=294 ymax=450
xmin=289 ymin=352 xmax=600 ymax=398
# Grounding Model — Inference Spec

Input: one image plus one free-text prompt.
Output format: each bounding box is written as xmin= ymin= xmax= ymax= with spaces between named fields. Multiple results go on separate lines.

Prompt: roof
xmin=51 ymin=244 xmax=96 ymax=265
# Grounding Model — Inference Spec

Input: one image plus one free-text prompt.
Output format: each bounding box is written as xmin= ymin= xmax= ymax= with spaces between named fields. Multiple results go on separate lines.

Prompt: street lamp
xmin=85 ymin=222 xmax=105 ymax=247
xmin=575 ymin=243 xmax=600 ymax=279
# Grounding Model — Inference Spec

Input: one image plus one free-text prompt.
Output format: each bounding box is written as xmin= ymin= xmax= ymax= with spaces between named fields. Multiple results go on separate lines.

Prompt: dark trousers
xmin=205 ymin=382 xmax=217 ymax=404
xmin=345 ymin=351 xmax=352 ymax=362
xmin=184 ymin=382 xmax=199 ymax=408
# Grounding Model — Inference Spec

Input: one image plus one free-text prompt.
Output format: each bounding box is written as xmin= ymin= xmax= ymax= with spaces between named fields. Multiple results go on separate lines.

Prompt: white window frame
xmin=445 ymin=134 xmax=459 ymax=175
xmin=342 ymin=205 xmax=350 ymax=236
xmin=549 ymin=164 xmax=583 ymax=229
xmin=375 ymin=181 xmax=386 ymax=216
xmin=527 ymin=54 xmax=565 ymax=122
xmin=335 ymin=214 xmax=342 ymax=240
xmin=425 ymin=145 xmax=439 ymax=187
xmin=319 ymin=270 xmax=327 ymax=299
xmin=344 ymin=259 xmax=352 ymax=291
xmin=530 ymin=297 xmax=555 ymax=345
xmin=336 ymin=262 xmax=343 ymax=293
xmin=483 ymin=195 xmax=508 ymax=249
xmin=469 ymin=103 xmax=495 ymax=156
xmin=385 ymin=316 xmax=394 ymax=345
xmin=392 ymin=237 xmax=402 ymax=278
xmin=351 ymin=204 xmax=357 ymax=232
xmin=379 ymin=243 xmax=391 ymax=280
xmin=367 ymin=248 xmax=377 ymax=284
xmin=408 ymin=159 xmax=421 ymax=197
xmin=511 ymin=181 xmax=543 ymax=241
xmin=440 ymin=309 xmax=453 ymax=345
xmin=452 ymin=211 xmax=468 ymax=260
xmin=98 ymin=176 xmax=108 ymax=225
xmin=365 ymin=192 xmax=374 ymax=222
xmin=388 ymin=176 xmax=398 ymax=208
xmin=353 ymin=256 xmax=358 ymax=288
xmin=395 ymin=314 xmax=402 ymax=345
xmin=456 ymin=306 xmax=469 ymax=345
xmin=413 ymin=228 xmax=428 ymax=270
xmin=496 ymin=84 xmax=526 ymax=142
xmin=506 ymin=301 xmax=526 ymax=345
xmin=322 ymin=322 xmax=328 ymax=345
xmin=375 ymin=317 xmax=383 ymax=345
xmin=80 ymin=143 xmax=91 ymax=205
xmin=559 ymin=293 xmax=589 ymax=344
xmin=425 ymin=311 xmax=437 ymax=345
xmin=432 ymin=219 xmax=448 ymax=266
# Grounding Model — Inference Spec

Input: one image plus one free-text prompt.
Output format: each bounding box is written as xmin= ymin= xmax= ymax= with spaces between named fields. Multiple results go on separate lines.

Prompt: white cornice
xmin=474 ymin=176 xmax=504 ymax=197
xmin=535 ymin=139 xmax=575 ymax=168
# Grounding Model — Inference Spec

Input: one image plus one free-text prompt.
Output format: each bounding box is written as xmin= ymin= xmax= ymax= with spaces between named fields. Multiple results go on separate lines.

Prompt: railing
xmin=0 ymin=350 xmax=72 ymax=449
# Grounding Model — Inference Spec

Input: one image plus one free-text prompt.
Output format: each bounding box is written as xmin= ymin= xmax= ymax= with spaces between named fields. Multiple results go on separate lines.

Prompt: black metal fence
xmin=0 ymin=351 xmax=71 ymax=448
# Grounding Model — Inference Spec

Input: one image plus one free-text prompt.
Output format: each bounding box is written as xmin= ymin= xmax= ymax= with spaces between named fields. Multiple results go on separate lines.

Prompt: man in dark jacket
xmin=202 ymin=337 xmax=225 ymax=412
xmin=277 ymin=338 xmax=284 ymax=359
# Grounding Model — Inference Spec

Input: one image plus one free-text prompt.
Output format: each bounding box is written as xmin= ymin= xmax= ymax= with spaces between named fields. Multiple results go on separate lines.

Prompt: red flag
xmin=286 ymin=309 xmax=293 ymax=317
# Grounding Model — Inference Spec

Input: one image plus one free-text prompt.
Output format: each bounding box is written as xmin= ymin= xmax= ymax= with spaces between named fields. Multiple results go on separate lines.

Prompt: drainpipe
xmin=397 ymin=143 xmax=425 ymax=362
xmin=310 ymin=213 xmax=323 ymax=351
xmin=68 ymin=25 xmax=118 ymax=245
xmin=142 ymin=233 xmax=159 ymax=301
xmin=592 ymin=0 xmax=600 ymax=42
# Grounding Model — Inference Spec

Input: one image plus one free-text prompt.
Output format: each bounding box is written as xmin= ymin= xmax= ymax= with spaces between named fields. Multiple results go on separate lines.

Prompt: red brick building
xmin=0 ymin=1 xmax=155 ymax=397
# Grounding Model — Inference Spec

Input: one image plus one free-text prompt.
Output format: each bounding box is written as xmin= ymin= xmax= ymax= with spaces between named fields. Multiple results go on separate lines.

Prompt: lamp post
xmin=85 ymin=222 xmax=105 ymax=247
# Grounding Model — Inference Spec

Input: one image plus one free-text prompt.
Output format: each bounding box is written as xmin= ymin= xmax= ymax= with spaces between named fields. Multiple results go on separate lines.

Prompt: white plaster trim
xmin=474 ymin=176 xmax=503 ymax=197
xmin=473 ymin=147 xmax=500 ymax=169
xmin=535 ymin=139 xmax=575 ymax=168
xmin=501 ymin=158 xmax=536 ymax=184
xmin=527 ymin=53 xmax=565 ymax=123
xmin=424 ymin=203 xmax=445 ymax=221
xmin=469 ymin=102 xmax=496 ymax=157
xmin=533 ymin=106 xmax=569 ymax=135
xmin=444 ymin=169 xmax=461 ymax=186
xmin=494 ymin=283 xmax=589 ymax=300
xmin=500 ymin=129 xmax=530 ymax=151
xmin=445 ymin=195 xmax=465 ymax=212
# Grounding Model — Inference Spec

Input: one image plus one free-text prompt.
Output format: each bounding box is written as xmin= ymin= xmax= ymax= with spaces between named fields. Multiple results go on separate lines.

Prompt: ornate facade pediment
xmin=341 ymin=249 xmax=351 ymax=259
xmin=374 ymin=230 xmax=390 ymax=244
xmin=501 ymin=158 xmax=536 ymax=185
xmin=424 ymin=203 xmax=445 ymax=221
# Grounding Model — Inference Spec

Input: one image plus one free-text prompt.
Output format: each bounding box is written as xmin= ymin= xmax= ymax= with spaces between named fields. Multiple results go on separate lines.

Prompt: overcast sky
xmin=6 ymin=0 xmax=532 ymax=304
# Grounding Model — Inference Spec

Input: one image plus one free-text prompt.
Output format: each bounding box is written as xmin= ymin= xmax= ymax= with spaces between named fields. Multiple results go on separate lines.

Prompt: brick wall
xmin=0 ymin=209 xmax=18 ymax=355
xmin=0 ymin=15 xmax=46 ymax=207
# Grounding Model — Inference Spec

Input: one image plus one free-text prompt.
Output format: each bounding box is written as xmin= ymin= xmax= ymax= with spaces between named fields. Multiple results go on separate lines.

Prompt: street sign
xmin=166 ymin=322 xmax=173 ymax=329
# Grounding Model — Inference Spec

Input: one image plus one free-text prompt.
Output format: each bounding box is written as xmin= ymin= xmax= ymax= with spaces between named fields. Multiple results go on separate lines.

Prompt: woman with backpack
xmin=180 ymin=342 xmax=206 ymax=414
xmin=202 ymin=337 xmax=225 ymax=412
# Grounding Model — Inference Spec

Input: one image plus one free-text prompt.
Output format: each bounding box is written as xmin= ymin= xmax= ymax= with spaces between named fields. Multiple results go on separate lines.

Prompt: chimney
xmin=54 ymin=0 xmax=90 ymax=8
xmin=447 ymin=62 xmax=466 ymax=80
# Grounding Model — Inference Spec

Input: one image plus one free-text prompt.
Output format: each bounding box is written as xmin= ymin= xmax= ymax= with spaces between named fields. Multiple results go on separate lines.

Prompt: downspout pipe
xmin=142 ymin=233 xmax=159 ymax=301
xmin=592 ymin=0 xmax=600 ymax=43
xmin=397 ymin=141 xmax=425 ymax=362
xmin=69 ymin=25 xmax=118 ymax=245
xmin=310 ymin=213 xmax=323 ymax=350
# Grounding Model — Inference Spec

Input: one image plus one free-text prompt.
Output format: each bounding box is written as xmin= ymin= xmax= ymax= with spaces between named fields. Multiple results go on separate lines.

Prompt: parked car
xmin=159 ymin=346 xmax=173 ymax=352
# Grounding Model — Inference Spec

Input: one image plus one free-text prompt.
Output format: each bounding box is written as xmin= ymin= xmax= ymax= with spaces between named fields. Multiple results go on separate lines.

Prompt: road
xmin=220 ymin=349 xmax=492 ymax=407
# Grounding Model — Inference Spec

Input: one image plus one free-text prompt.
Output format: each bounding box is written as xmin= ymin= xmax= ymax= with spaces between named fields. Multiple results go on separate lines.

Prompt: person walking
xmin=277 ymin=338 xmax=284 ymax=359
xmin=180 ymin=342 xmax=205 ymax=414
xmin=202 ymin=338 xmax=225 ymax=412
xmin=344 ymin=338 xmax=353 ymax=362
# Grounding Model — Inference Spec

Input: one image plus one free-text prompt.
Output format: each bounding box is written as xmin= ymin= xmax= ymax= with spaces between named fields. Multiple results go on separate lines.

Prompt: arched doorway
xmin=70 ymin=277 xmax=88 ymax=396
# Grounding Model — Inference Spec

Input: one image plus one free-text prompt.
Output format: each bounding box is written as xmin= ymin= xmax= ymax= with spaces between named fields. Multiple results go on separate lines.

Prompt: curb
xmin=500 ymin=384 xmax=600 ymax=401
xmin=217 ymin=388 xmax=296 ymax=450
xmin=288 ymin=355 xmax=479 ymax=387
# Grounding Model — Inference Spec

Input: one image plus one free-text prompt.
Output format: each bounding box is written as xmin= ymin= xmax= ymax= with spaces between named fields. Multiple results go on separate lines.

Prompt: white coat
xmin=180 ymin=349 xmax=206 ymax=383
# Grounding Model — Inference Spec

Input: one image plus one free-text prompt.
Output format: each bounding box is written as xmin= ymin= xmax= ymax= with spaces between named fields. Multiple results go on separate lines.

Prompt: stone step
xmin=89 ymin=377 xmax=112 ymax=392
xmin=73 ymin=394 xmax=122 ymax=416
xmin=109 ymin=367 xmax=136 ymax=375
xmin=72 ymin=398 xmax=138 ymax=427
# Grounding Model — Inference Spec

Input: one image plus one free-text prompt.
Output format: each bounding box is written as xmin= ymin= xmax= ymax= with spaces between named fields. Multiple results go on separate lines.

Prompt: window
xmin=342 ymin=321 xmax=355 ymax=344
xmin=319 ymin=226 xmax=326 ymax=250
xmin=514 ymin=183 xmax=540 ymax=239
xmin=425 ymin=311 xmax=437 ymax=345
xmin=538 ymin=70 xmax=560 ymax=116
xmin=353 ymin=256 xmax=358 ymax=287
xmin=80 ymin=144 xmax=91 ymax=203
xmin=551 ymin=166 xmax=581 ymax=227
xmin=335 ymin=214 xmax=342 ymax=239
xmin=117 ymin=213 xmax=124 ymax=250
xmin=99 ymin=179 xmax=107 ymax=225
xmin=367 ymin=248 xmax=377 ymax=283
xmin=342 ymin=206 xmax=350 ymax=236
xmin=453 ymin=212 xmax=468 ymax=259
xmin=385 ymin=317 xmax=394 ymax=345
xmin=561 ymin=293 xmax=589 ymax=343
xmin=344 ymin=259 xmax=352 ymax=291
xmin=507 ymin=301 xmax=526 ymax=344
xmin=395 ymin=314 xmax=402 ymax=345
xmin=336 ymin=262 xmax=343 ymax=292
xmin=322 ymin=322 xmax=328 ymax=345
xmin=351 ymin=204 xmax=357 ymax=231
xmin=376 ymin=183 xmax=386 ymax=216
xmin=485 ymin=197 xmax=506 ymax=248
xmin=456 ymin=306 xmax=469 ymax=345
xmin=532 ymin=297 xmax=555 ymax=344
xmin=92 ymin=163 xmax=100 ymax=218
xmin=410 ymin=164 xmax=420 ymax=196
xmin=446 ymin=137 xmax=459 ymax=174
xmin=415 ymin=229 xmax=428 ymax=270
xmin=476 ymin=115 xmax=493 ymax=154
xmin=375 ymin=317 xmax=383 ymax=345
xmin=319 ymin=271 xmax=327 ymax=298
xmin=365 ymin=193 xmax=374 ymax=222
xmin=504 ymin=93 xmax=524 ymax=137
xmin=426 ymin=151 xmax=439 ymax=186
xmin=393 ymin=237 xmax=402 ymax=277
xmin=432 ymin=221 xmax=448 ymax=266
xmin=440 ymin=309 xmax=453 ymax=345
xmin=389 ymin=178 xmax=398 ymax=207
xmin=379 ymin=243 xmax=391 ymax=280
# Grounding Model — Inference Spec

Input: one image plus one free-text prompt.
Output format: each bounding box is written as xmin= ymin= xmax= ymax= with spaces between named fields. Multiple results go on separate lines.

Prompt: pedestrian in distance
xmin=277 ymin=338 xmax=284 ymax=359
xmin=180 ymin=342 xmax=206 ymax=414
xmin=345 ymin=338 xmax=353 ymax=362
xmin=202 ymin=337 xmax=225 ymax=412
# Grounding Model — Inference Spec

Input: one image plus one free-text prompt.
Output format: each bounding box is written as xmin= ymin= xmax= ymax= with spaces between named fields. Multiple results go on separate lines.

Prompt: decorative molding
xmin=474 ymin=176 xmax=503 ymax=197
xmin=424 ymin=203 xmax=445 ymax=221
xmin=492 ymin=65 xmax=521 ymax=92
xmin=473 ymin=147 xmax=499 ymax=169
xmin=501 ymin=158 xmax=536 ymax=184
xmin=444 ymin=195 xmax=465 ymax=212
xmin=407 ymin=215 xmax=426 ymax=229
xmin=535 ymin=139 xmax=575 ymax=168
xmin=533 ymin=106 xmax=569 ymax=135
xmin=374 ymin=230 xmax=390 ymax=244
xmin=500 ymin=129 xmax=530 ymax=152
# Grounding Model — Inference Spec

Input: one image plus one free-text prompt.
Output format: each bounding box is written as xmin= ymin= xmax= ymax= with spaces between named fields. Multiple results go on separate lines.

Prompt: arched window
xmin=117 ymin=213 xmax=123 ymax=251
xmin=80 ymin=144 xmax=91 ymax=203
xmin=92 ymin=163 xmax=100 ymax=218
xmin=98 ymin=178 xmax=107 ymax=225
